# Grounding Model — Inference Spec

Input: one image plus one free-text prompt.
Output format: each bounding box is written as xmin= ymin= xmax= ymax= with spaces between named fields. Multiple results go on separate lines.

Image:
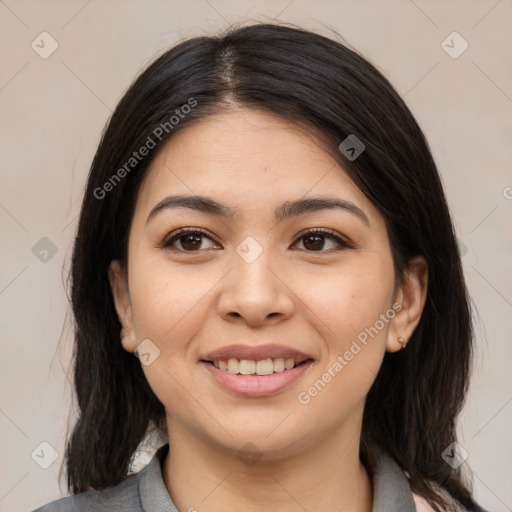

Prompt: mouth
xmin=200 ymin=358 xmax=314 ymax=397
xmin=199 ymin=344 xmax=315 ymax=397
xmin=201 ymin=357 xmax=312 ymax=376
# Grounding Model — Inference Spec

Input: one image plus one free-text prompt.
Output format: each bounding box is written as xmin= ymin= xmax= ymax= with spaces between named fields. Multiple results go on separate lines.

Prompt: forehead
xmin=135 ymin=108 xmax=379 ymax=224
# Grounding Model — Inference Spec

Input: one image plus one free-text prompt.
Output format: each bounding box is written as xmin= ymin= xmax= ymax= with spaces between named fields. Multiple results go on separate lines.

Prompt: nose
xmin=217 ymin=245 xmax=295 ymax=326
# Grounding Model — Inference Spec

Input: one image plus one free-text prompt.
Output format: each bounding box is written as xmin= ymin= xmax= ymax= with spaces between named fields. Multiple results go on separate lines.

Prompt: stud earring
xmin=398 ymin=336 xmax=408 ymax=349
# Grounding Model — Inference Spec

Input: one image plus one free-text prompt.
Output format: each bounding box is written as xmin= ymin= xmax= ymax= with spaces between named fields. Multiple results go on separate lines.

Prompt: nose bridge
xmin=233 ymin=235 xmax=278 ymax=296
xmin=218 ymin=234 xmax=294 ymax=323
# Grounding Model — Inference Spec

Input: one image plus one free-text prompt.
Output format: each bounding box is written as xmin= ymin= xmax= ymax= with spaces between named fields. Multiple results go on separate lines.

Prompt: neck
xmin=162 ymin=413 xmax=373 ymax=512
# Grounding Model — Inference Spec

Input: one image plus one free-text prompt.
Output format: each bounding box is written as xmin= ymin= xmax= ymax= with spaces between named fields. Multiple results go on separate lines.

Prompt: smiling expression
xmin=109 ymin=107 xmax=424 ymax=459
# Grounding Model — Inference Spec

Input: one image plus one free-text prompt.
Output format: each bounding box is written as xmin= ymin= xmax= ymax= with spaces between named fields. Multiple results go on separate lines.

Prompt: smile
xmin=209 ymin=357 xmax=309 ymax=376
xmin=201 ymin=359 xmax=314 ymax=396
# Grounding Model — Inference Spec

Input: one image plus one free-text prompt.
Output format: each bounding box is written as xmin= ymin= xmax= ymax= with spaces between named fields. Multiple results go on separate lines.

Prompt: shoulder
xmin=32 ymin=444 xmax=173 ymax=512
xmin=371 ymin=445 xmax=476 ymax=512
xmin=413 ymin=492 xmax=453 ymax=511
xmin=412 ymin=487 xmax=476 ymax=512
xmin=31 ymin=473 xmax=141 ymax=512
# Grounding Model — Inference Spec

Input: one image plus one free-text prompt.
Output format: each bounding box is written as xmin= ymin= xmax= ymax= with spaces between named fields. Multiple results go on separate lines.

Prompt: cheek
xmin=294 ymin=256 xmax=394 ymax=407
xmin=299 ymin=258 xmax=395 ymax=348
xmin=127 ymin=258 xmax=215 ymax=420
xmin=295 ymin=285 xmax=392 ymax=427
xmin=128 ymin=257 xmax=217 ymax=341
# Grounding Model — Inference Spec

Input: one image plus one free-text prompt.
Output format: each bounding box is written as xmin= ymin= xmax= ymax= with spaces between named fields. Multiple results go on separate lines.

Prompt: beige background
xmin=1 ymin=1 xmax=511 ymax=511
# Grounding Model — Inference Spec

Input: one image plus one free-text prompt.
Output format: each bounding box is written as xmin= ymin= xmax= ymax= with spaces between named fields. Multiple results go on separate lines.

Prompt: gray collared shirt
xmin=33 ymin=443 xmax=418 ymax=511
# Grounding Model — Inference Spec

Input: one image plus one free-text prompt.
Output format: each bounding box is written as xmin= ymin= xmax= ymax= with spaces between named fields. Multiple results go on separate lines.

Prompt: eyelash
xmin=157 ymin=227 xmax=353 ymax=253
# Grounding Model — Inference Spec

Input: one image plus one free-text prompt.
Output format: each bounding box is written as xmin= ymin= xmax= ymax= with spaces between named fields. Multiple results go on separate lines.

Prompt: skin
xmin=109 ymin=108 xmax=428 ymax=512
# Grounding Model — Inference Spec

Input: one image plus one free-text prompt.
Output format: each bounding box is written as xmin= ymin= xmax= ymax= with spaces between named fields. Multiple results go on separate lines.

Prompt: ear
xmin=386 ymin=255 xmax=428 ymax=353
xmin=108 ymin=259 xmax=137 ymax=353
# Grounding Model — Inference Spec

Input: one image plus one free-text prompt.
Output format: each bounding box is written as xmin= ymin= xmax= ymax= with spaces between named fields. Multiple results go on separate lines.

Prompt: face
xmin=109 ymin=108 xmax=427 ymax=460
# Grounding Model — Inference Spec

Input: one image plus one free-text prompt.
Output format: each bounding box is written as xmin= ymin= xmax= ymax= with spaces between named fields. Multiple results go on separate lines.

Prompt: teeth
xmin=227 ymin=358 xmax=239 ymax=374
xmin=212 ymin=357 xmax=301 ymax=375
xmin=239 ymin=360 xmax=256 ymax=375
xmin=256 ymin=358 xmax=273 ymax=375
xmin=284 ymin=358 xmax=295 ymax=370
xmin=273 ymin=358 xmax=285 ymax=372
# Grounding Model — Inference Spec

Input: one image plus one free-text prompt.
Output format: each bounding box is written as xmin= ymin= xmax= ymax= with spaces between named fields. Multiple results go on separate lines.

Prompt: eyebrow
xmin=146 ymin=194 xmax=370 ymax=226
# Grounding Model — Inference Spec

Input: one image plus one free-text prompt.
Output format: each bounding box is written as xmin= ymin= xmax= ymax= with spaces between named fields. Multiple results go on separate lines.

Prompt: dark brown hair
xmin=66 ymin=22 xmax=486 ymax=511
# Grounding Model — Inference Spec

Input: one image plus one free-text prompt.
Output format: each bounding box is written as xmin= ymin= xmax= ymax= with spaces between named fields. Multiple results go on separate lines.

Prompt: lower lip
xmin=201 ymin=360 xmax=314 ymax=397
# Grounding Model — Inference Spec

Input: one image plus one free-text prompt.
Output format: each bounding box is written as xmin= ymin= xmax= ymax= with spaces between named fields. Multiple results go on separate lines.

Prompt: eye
xmin=158 ymin=228 xmax=220 ymax=252
xmin=158 ymin=227 xmax=353 ymax=253
xmin=292 ymin=228 xmax=352 ymax=252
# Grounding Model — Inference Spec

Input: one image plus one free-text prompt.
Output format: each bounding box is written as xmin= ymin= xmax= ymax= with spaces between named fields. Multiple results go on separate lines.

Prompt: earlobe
xmin=386 ymin=256 xmax=428 ymax=353
xmin=108 ymin=260 xmax=137 ymax=352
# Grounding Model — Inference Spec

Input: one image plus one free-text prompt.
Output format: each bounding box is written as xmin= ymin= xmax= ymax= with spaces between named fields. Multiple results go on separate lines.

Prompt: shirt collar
xmin=138 ymin=443 xmax=178 ymax=512
xmin=369 ymin=444 xmax=416 ymax=512
xmin=137 ymin=443 xmax=416 ymax=512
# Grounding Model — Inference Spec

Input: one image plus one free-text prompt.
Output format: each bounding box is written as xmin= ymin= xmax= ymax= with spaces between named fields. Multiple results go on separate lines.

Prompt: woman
xmin=34 ymin=22 xmax=488 ymax=512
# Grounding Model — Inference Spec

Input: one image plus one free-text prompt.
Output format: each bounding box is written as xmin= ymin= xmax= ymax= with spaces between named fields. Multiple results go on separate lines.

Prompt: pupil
xmin=182 ymin=234 xmax=201 ymax=250
xmin=304 ymin=235 xmax=323 ymax=251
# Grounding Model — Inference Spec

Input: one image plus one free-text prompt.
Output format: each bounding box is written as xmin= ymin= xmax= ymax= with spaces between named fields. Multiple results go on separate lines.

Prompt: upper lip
xmin=201 ymin=344 xmax=313 ymax=363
